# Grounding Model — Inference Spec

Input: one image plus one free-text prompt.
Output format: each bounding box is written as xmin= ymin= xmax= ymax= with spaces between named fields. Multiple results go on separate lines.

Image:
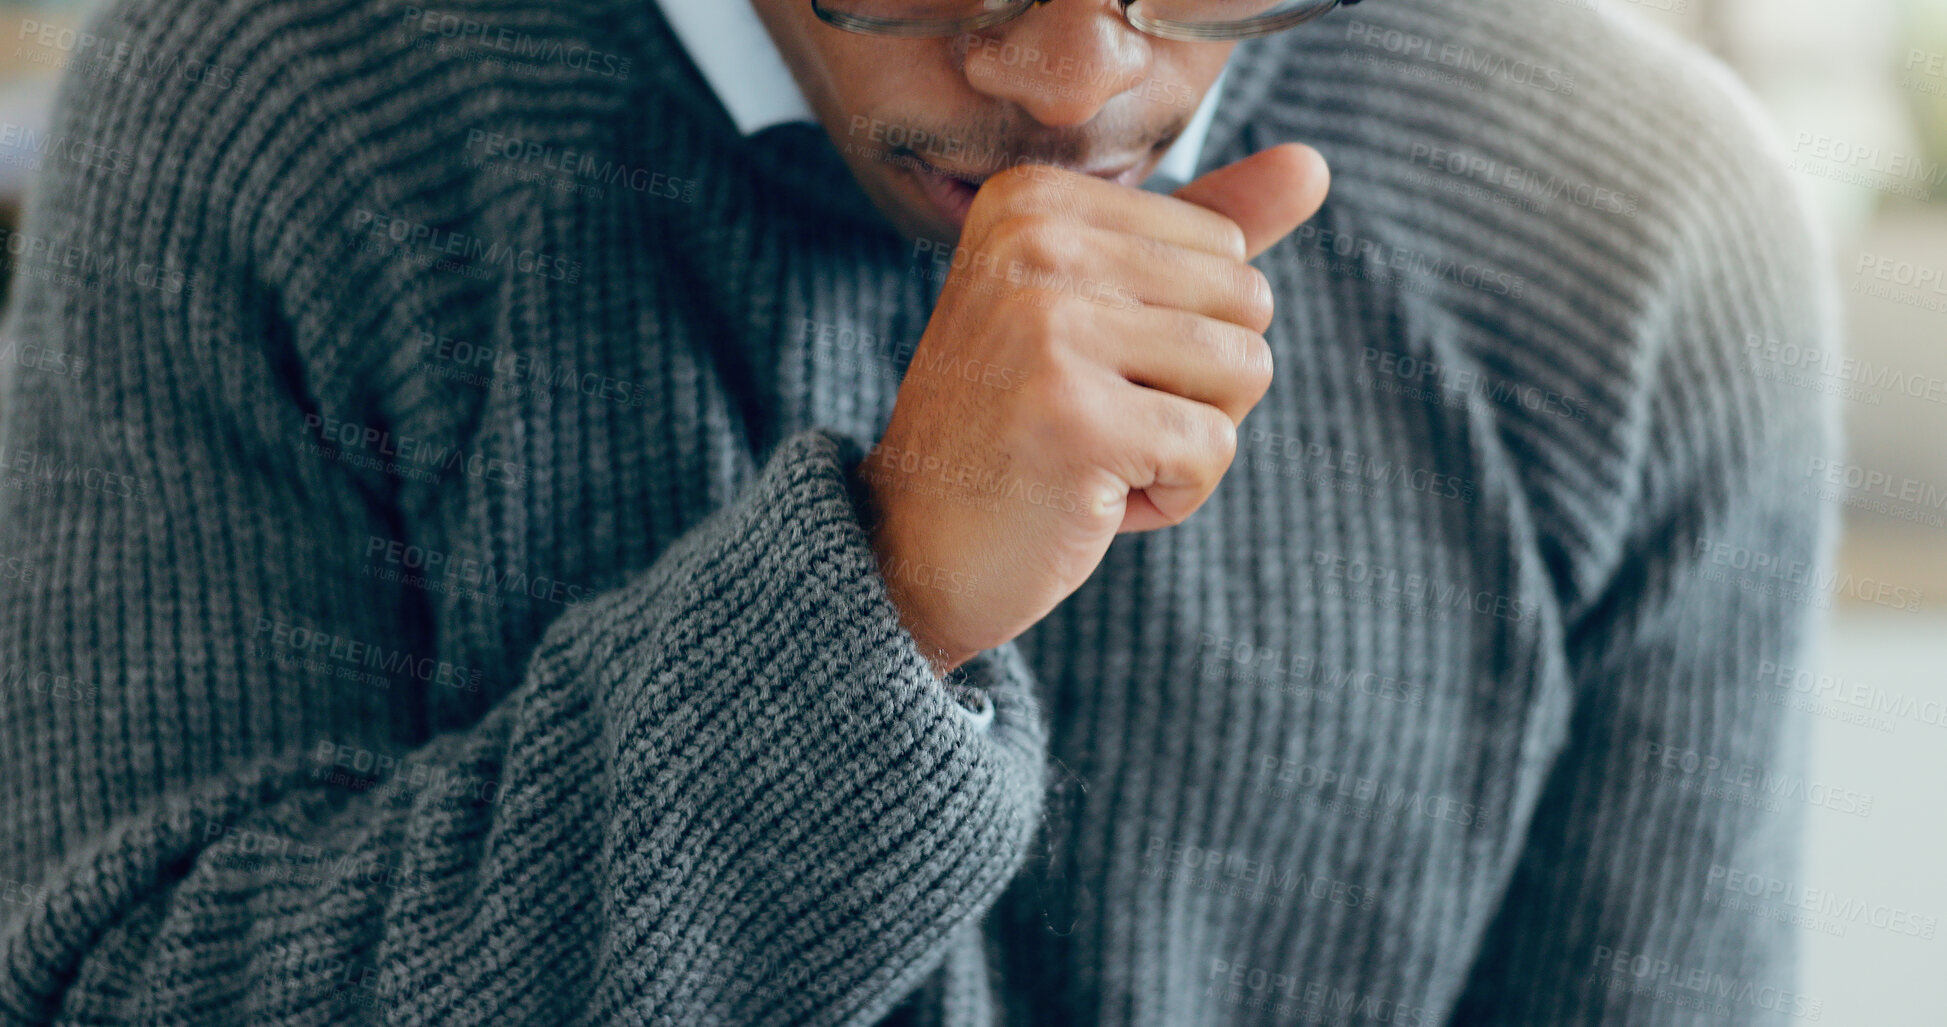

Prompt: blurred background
xmin=0 ymin=0 xmax=1940 ymax=1021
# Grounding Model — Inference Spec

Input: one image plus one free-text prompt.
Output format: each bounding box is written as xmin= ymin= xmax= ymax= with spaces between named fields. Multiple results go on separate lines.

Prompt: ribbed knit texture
xmin=0 ymin=0 xmax=1840 ymax=1024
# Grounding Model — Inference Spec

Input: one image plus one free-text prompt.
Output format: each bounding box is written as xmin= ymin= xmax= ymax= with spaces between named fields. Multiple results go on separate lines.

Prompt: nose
xmin=959 ymin=1 xmax=1153 ymax=129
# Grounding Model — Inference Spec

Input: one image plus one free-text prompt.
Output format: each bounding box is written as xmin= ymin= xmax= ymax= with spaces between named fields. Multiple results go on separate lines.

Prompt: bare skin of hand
xmin=859 ymin=143 xmax=1332 ymax=677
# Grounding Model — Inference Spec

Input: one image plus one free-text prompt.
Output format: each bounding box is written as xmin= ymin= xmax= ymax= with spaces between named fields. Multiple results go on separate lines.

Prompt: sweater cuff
xmin=541 ymin=424 xmax=1047 ymax=1021
xmin=827 ymin=427 xmax=1008 ymax=730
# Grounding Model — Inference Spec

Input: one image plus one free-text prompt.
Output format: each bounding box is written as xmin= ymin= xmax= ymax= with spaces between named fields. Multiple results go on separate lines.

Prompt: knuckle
xmin=1238 ymin=331 xmax=1275 ymax=394
xmin=1158 ymin=399 xmax=1231 ymax=460
xmin=1002 ymin=218 xmax=1077 ymax=270
xmin=1204 ymin=407 xmax=1238 ymax=463
xmin=1019 ymin=289 xmax=1082 ymax=342
xmin=1191 ymin=316 xmax=1229 ymax=364
xmin=1026 ymin=349 xmax=1093 ymax=425
xmin=1187 ymin=317 xmax=1272 ymax=406
xmin=1132 ymin=231 xmax=1173 ymax=263
xmin=1192 ymin=317 xmax=1247 ymax=369
xmin=1150 ymin=394 xmax=1191 ymax=440
xmin=1237 ymin=265 xmax=1274 ymax=328
xmin=973 ymin=169 xmax=1023 ymax=212
xmin=1214 ymin=218 xmax=1248 ymax=262
xmin=983 ymin=165 xmax=1057 ymax=210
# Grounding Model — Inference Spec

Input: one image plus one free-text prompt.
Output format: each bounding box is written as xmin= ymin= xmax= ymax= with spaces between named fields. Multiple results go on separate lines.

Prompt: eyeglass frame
xmin=810 ymin=0 xmax=1365 ymax=43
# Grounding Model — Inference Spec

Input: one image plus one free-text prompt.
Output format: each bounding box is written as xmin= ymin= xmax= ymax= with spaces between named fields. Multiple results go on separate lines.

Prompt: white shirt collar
xmin=651 ymin=0 xmax=1223 ymax=185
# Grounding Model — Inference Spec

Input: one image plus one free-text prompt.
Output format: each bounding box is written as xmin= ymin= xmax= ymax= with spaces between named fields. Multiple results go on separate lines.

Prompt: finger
xmin=1173 ymin=143 xmax=1331 ymax=261
xmin=976 ymin=163 xmax=1250 ymax=260
xmin=1087 ymin=303 xmax=1273 ymax=424
xmin=1118 ymin=488 xmax=1177 ymax=535
xmin=1054 ymin=225 xmax=1273 ymax=331
xmin=1103 ymin=387 xmax=1236 ymax=532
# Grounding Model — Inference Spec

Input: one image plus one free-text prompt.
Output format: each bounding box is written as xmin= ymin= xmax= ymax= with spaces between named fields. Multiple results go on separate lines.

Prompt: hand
xmin=859 ymin=144 xmax=1331 ymax=675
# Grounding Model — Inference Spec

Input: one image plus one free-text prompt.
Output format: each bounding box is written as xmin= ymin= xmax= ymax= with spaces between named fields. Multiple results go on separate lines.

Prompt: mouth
xmin=903 ymin=151 xmax=1154 ymax=231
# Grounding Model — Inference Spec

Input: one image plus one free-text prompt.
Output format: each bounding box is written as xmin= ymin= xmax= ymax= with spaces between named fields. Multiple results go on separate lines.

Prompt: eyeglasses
xmin=811 ymin=0 xmax=1363 ymax=43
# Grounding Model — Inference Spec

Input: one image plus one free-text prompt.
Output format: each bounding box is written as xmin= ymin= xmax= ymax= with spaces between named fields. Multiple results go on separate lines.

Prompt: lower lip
xmin=911 ymin=164 xmax=980 ymax=229
xmin=909 ymin=159 xmax=1150 ymax=231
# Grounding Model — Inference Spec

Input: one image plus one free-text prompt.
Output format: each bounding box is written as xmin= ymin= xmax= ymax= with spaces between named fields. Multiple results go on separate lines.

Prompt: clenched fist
xmin=858 ymin=144 xmax=1331 ymax=676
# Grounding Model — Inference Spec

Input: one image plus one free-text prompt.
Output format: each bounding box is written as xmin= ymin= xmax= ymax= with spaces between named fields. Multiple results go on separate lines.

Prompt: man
xmin=0 ymin=0 xmax=1837 ymax=1023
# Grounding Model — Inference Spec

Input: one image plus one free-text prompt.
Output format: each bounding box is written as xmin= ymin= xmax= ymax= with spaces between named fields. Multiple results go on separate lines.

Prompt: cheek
xmin=1154 ymin=43 xmax=1235 ymax=93
xmin=1143 ymin=45 xmax=1233 ymax=121
xmin=816 ymin=32 xmax=966 ymax=110
xmin=840 ymin=80 xmax=973 ymax=132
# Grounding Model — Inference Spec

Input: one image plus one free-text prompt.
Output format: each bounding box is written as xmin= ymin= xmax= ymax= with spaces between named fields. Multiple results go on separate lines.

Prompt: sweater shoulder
xmin=10 ymin=0 xmax=661 ymax=477
xmin=38 ymin=0 xmax=652 ymax=251
xmin=1255 ymin=0 xmax=1814 ymax=293
xmin=1247 ymin=0 xmax=1836 ymax=616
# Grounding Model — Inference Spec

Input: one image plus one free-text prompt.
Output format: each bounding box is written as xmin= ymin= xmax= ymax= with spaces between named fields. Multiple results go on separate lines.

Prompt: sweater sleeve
xmin=0 ymin=425 xmax=1048 ymax=1027
xmin=1447 ymin=66 xmax=1845 ymax=1027
xmin=0 ymin=4 xmax=1046 ymax=1026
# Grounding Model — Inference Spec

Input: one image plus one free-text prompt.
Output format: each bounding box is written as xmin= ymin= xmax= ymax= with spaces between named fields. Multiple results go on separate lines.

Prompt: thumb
xmin=1173 ymin=143 xmax=1331 ymax=261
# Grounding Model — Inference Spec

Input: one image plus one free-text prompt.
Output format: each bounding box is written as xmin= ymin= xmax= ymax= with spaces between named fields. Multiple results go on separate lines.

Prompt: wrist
xmin=848 ymin=452 xmax=978 ymax=677
xmin=870 ymin=522 xmax=978 ymax=678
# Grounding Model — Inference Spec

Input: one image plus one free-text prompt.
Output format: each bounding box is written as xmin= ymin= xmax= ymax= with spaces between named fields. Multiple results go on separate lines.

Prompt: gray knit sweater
xmin=0 ymin=0 xmax=1840 ymax=1023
